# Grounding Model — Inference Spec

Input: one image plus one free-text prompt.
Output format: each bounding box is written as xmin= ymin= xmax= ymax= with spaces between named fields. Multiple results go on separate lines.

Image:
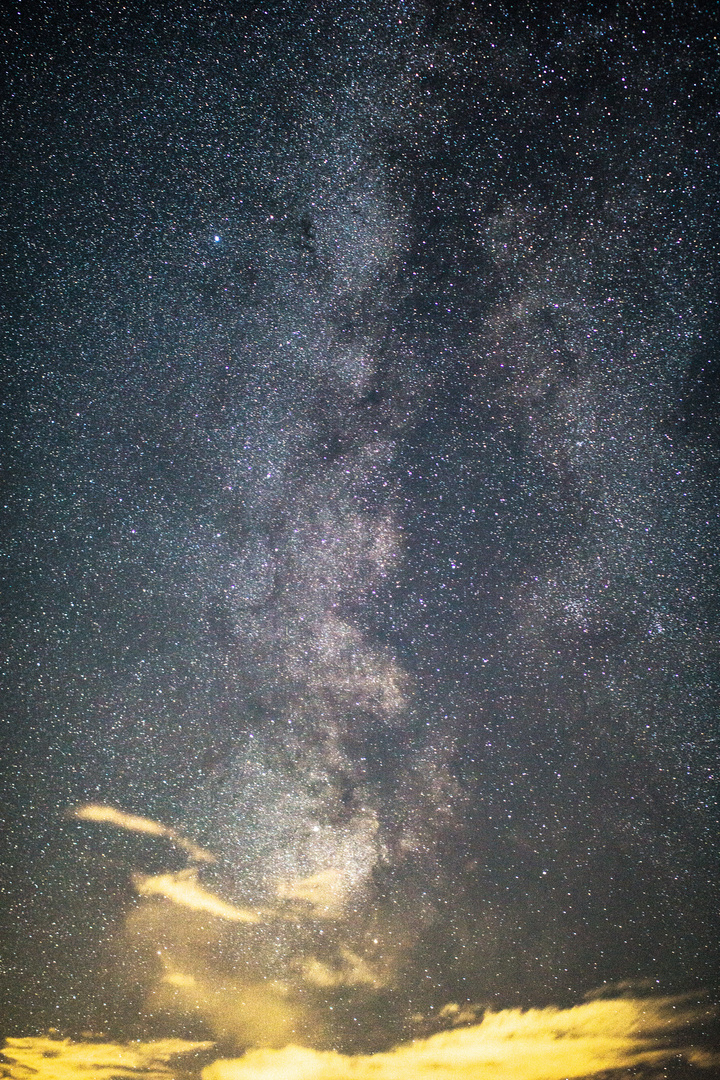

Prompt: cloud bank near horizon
xmin=2 ymin=996 xmax=716 ymax=1080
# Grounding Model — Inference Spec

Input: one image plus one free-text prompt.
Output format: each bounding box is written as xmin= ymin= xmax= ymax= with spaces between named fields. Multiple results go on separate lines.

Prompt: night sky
xmin=2 ymin=0 xmax=719 ymax=1074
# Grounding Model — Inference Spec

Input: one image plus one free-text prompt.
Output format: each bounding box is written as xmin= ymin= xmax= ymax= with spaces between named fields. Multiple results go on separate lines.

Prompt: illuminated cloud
xmin=300 ymin=946 xmax=388 ymax=989
xmin=0 ymin=1035 xmax=212 ymax=1079
xmin=70 ymin=809 xmax=716 ymax=1077
xmin=275 ymin=867 xmax=347 ymax=915
xmin=202 ymin=996 xmax=716 ymax=1080
xmin=153 ymin=963 xmax=305 ymax=1049
xmin=71 ymin=804 xmax=217 ymax=863
xmin=131 ymin=864 xmax=367 ymax=925
xmin=2 ymin=997 xmax=716 ymax=1079
xmin=162 ymin=970 xmax=198 ymax=988
xmin=132 ymin=868 xmax=263 ymax=923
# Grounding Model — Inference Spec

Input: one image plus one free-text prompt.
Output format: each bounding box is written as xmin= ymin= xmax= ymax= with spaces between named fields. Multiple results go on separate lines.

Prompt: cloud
xmin=71 ymin=804 xmax=217 ymax=863
xmin=1 ymin=997 xmax=715 ymax=1079
xmin=0 ymin=1035 xmax=213 ymax=1079
xmin=201 ymin=996 xmax=716 ymax=1080
xmin=74 ymin=798 xmax=393 ymax=1047
xmin=152 ymin=964 xmax=305 ymax=1049
xmin=300 ymin=947 xmax=388 ymax=989
xmin=132 ymin=868 xmax=264 ymax=923
xmin=131 ymin=864 xmax=365 ymax=925
xmin=69 ymin=810 xmax=716 ymax=1077
xmin=126 ymin=866 xmax=389 ymax=1046
xmin=275 ymin=868 xmax=348 ymax=916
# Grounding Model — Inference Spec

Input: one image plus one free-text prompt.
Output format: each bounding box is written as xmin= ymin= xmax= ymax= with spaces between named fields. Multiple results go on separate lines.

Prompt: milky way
xmin=1 ymin=0 xmax=719 ymax=1071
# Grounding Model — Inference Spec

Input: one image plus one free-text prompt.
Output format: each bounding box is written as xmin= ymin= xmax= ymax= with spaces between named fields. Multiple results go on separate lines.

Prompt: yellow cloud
xmin=162 ymin=970 xmax=198 ymax=988
xmin=300 ymin=947 xmax=388 ymax=989
xmin=152 ymin=965 xmax=305 ymax=1049
xmin=71 ymin=803 xmax=216 ymax=863
xmin=132 ymin=868 xmax=264 ymax=923
xmin=0 ymin=1036 xmax=212 ymax=1079
xmin=275 ymin=868 xmax=347 ymax=915
xmin=2 ymin=996 xmax=715 ymax=1079
xmin=202 ymin=996 xmax=715 ymax=1080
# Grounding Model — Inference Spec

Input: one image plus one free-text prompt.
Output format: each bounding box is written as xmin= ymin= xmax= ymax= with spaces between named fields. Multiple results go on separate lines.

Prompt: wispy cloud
xmin=4 ymin=996 xmax=713 ymax=1080
xmin=152 ymin=964 xmax=305 ymax=1049
xmin=203 ymin=996 xmax=717 ymax=1080
xmin=71 ymin=804 xmax=217 ymax=863
xmin=275 ymin=867 xmax=348 ymax=916
xmin=66 ymin=807 xmax=717 ymax=1079
xmin=0 ymin=1036 xmax=213 ymax=1079
xmin=132 ymin=869 xmax=264 ymax=923
xmin=300 ymin=946 xmax=388 ymax=989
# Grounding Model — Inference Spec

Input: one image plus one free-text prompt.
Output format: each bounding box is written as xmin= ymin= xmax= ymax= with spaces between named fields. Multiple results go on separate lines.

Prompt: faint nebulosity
xmin=1 ymin=0 xmax=719 ymax=1073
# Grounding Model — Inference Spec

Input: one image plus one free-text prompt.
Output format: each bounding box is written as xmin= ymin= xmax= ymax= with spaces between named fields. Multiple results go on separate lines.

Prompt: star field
xmin=1 ymin=0 xmax=719 ymax=1068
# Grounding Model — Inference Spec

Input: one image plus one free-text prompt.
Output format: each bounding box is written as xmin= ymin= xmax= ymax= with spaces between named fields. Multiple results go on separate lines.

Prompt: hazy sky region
xmin=1 ymin=1 xmax=719 ymax=1076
